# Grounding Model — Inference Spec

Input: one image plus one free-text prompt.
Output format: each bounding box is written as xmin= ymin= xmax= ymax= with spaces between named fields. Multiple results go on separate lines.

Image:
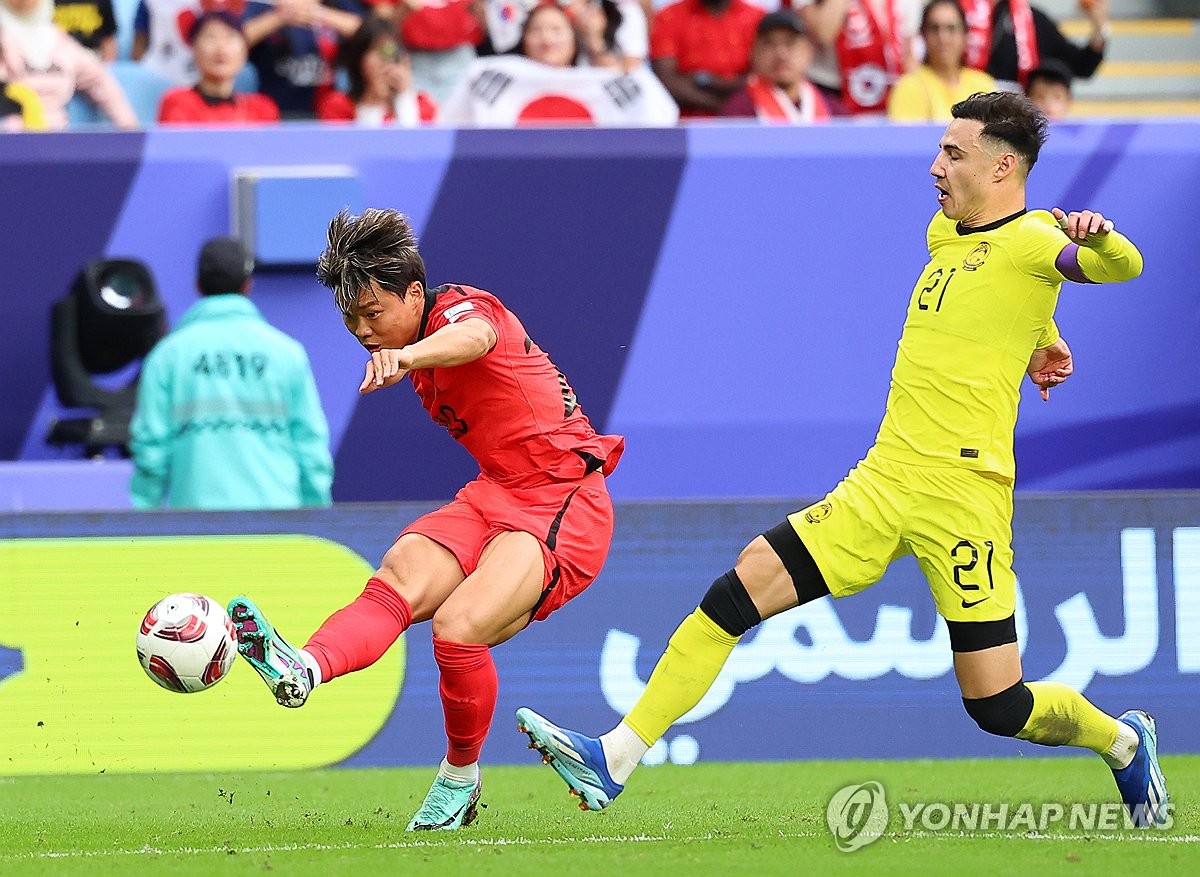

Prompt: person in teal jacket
xmin=129 ymin=237 xmax=334 ymax=510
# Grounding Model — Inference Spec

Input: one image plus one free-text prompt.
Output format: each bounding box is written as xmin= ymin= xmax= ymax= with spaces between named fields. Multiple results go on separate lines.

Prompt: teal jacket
xmin=129 ymin=295 xmax=334 ymax=510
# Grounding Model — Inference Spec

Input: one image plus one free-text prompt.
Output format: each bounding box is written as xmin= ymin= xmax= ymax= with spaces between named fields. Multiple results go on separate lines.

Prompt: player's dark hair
xmin=951 ymin=92 xmax=1048 ymax=172
xmin=317 ymin=208 xmax=427 ymax=314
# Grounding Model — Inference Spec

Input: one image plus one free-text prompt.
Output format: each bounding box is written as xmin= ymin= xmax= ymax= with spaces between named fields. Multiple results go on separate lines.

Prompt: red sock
xmin=433 ymin=637 xmax=497 ymax=767
xmin=304 ymin=577 xmax=412 ymax=682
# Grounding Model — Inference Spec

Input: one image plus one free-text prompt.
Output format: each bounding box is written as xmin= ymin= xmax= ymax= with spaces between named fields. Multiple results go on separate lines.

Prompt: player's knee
xmin=761 ymin=521 xmax=830 ymax=607
xmin=430 ymin=608 xmax=489 ymax=644
xmin=700 ymin=570 xmax=761 ymax=637
xmin=962 ymin=680 xmax=1034 ymax=737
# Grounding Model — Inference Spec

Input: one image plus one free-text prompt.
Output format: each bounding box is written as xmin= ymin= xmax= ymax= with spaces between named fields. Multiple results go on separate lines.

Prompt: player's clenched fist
xmin=360 ymin=347 xmax=415 ymax=394
xmin=1052 ymin=207 xmax=1114 ymax=243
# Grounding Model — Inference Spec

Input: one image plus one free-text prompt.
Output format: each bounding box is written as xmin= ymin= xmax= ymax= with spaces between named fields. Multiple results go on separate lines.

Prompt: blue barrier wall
xmin=3 ymin=491 xmax=1198 ymax=769
xmin=5 ymin=122 xmax=1199 ymax=501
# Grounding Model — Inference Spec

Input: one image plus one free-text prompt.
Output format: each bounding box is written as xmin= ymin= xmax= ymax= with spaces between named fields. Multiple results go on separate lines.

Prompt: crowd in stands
xmin=0 ymin=0 xmax=1112 ymax=130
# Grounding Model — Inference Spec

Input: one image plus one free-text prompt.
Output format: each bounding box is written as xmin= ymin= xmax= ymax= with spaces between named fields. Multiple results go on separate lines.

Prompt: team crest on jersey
xmin=804 ymin=502 xmax=833 ymax=524
xmin=962 ymin=242 xmax=991 ymax=271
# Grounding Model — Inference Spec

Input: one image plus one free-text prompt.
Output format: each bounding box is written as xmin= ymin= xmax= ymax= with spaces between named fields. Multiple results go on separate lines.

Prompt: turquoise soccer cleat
xmin=226 ymin=596 xmax=313 ymax=708
xmin=516 ymin=707 xmax=623 ymax=811
xmin=1111 ymin=710 xmax=1170 ymax=827
xmin=406 ymin=774 xmax=483 ymax=831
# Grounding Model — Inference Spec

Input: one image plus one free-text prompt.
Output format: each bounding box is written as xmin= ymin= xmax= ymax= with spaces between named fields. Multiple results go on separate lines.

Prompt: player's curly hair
xmin=317 ymin=208 xmax=427 ymax=314
xmin=951 ymin=92 xmax=1049 ymax=173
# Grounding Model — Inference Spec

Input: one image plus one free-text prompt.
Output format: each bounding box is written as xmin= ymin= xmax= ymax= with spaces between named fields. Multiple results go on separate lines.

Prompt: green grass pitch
xmin=2 ymin=757 xmax=1196 ymax=876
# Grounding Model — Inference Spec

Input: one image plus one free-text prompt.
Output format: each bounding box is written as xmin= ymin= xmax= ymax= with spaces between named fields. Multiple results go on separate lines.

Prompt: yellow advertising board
xmin=0 ymin=536 xmax=404 ymax=775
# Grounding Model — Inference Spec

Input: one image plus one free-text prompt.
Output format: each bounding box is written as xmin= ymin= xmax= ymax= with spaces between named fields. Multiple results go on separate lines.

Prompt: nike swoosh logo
xmin=961 ymin=597 xmax=990 ymax=608
xmin=433 ymin=804 xmax=469 ymax=828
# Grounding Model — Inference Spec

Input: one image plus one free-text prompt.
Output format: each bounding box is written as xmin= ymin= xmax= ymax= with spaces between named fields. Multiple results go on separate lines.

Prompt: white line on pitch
xmin=4 ymin=830 xmax=1198 ymax=861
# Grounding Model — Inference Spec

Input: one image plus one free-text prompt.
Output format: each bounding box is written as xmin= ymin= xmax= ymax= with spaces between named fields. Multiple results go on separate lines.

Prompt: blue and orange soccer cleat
xmin=226 ymin=596 xmax=313 ymax=708
xmin=406 ymin=774 xmax=483 ymax=831
xmin=516 ymin=707 xmax=623 ymax=811
xmin=1112 ymin=710 xmax=1170 ymax=827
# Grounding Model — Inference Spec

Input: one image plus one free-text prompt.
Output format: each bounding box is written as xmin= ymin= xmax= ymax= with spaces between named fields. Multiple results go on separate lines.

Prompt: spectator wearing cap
xmin=887 ymin=0 xmax=993 ymax=121
xmin=958 ymin=0 xmax=1109 ymax=89
xmin=0 ymin=0 xmax=135 ymax=128
xmin=129 ymin=236 xmax=334 ymax=511
xmin=649 ymin=0 xmax=764 ymax=118
xmin=721 ymin=9 xmax=830 ymax=123
xmin=316 ymin=15 xmax=436 ymax=124
xmin=1024 ymin=56 xmax=1071 ymax=120
xmin=157 ymin=10 xmax=281 ymax=123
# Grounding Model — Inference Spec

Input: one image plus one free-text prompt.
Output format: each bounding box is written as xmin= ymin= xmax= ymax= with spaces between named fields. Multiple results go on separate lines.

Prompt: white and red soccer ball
xmin=136 ymin=593 xmax=237 ymax=693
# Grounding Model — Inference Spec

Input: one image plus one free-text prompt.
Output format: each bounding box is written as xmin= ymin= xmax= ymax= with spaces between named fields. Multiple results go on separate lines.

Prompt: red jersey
xmin=650 ymin=0 xmax=763 ymax=116
xmin=157 ymin=87 xmax=281 ymax=125
xmin=409 ymin=284 xmax=624 ymax=488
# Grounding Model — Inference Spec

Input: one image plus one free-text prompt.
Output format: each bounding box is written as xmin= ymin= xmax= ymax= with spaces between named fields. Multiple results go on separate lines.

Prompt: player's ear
xmin=994 ymin=151 xmax=1018 ymax=181
xmin=406 ymin=280 xmax=424 ymax=299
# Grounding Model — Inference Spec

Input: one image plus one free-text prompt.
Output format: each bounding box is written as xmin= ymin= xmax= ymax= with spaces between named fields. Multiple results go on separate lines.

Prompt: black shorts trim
xmin=762 ymin=520 xmax=829 ymax=606
xmin=544 ymin=487 xmax=580 ymax=551
xmin=947 ymin=615 xmax=1018 ymax=653
xmin=530 ymin=563 xmax=561 ymax=618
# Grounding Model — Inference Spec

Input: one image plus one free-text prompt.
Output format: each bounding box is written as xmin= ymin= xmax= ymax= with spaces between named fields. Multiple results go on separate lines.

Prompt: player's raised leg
xmin=229 ymin=533 xmax=462 ymax=708
xmin=520 ymin=522 xmax=831 ymax=809
xmin=953 ymin=634 xmax=1169 ymax=827
xmin=408 ymin=530 xmax=546 ymax=831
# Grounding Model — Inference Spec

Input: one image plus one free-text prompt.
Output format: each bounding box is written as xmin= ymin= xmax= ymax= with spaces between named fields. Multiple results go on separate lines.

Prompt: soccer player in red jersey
xmin=227 ymin=208 xmax=623 ymax=831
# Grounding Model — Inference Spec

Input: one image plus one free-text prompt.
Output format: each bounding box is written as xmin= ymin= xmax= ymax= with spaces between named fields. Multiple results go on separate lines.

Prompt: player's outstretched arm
xmin=1052 ymin=207 xmax=1144 ymax=284
xmin=359 ymin=318 xmax=497 ymax=394
xmin=1027 ymin=336 xmax=1074 ymax=403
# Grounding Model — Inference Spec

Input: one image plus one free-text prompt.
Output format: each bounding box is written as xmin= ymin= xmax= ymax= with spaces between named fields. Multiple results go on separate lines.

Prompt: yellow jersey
xmin=873 ymin=209 xmax=1070 ymax=483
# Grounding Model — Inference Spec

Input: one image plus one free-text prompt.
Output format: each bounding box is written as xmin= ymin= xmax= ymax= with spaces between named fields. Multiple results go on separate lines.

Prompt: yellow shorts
xmin=787 ymin=450 xmax=1016 ymax=623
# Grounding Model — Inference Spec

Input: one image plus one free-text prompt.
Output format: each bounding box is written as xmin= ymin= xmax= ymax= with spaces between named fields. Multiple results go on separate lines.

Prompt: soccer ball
xmin=136 ymin=593 xmax=238 ymax=693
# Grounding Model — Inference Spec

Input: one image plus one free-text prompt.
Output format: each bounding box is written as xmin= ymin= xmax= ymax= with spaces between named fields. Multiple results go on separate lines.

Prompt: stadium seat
xmin=234 ymin=63 xmax=260 ymax=94
xmin=112 ymin=61 xmax=173 ymax=126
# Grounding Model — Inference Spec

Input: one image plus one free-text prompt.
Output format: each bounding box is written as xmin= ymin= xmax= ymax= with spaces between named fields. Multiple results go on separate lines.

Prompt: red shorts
xmin=400 ymin=471 xmax=614 ymax=622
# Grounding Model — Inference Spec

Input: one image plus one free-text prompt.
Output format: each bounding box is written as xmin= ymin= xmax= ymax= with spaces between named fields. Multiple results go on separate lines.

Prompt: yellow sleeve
xmin=1016 ymin=212 xmax=1077 ymax=284
xmin=1075 ymin=229 xmax=1144 ymax=283
xmin=887 ymin=73 xmax=930 ymax=122
xmin=1034 ymin=318 xmax=1060 ymax=349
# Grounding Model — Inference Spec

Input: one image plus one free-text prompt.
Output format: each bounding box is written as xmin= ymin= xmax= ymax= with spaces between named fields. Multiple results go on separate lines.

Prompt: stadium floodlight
xmin=46 ymin=259 xmax=167 ymax=457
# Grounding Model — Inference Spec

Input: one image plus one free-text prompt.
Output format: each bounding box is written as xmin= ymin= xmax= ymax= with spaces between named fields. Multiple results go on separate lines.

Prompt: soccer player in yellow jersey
xmin=517 ymin=91 xmax=1169 ymax=828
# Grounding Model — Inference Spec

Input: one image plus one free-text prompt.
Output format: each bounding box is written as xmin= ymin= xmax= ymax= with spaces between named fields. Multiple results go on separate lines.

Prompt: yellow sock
xmin=624 ymin=609 xmax=739 ymax=746
xmin=1016 ymin=681 xmax=1120 ymax=754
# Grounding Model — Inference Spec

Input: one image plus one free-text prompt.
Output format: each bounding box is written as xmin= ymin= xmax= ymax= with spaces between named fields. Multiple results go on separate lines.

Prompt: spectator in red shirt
xmin=157 ymin=10 xmax=280 ymax=124
xmin=316 ymin=15 xmax=436 ymax=124
xmin=649 ymin=0 xmax=763 ymax=117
